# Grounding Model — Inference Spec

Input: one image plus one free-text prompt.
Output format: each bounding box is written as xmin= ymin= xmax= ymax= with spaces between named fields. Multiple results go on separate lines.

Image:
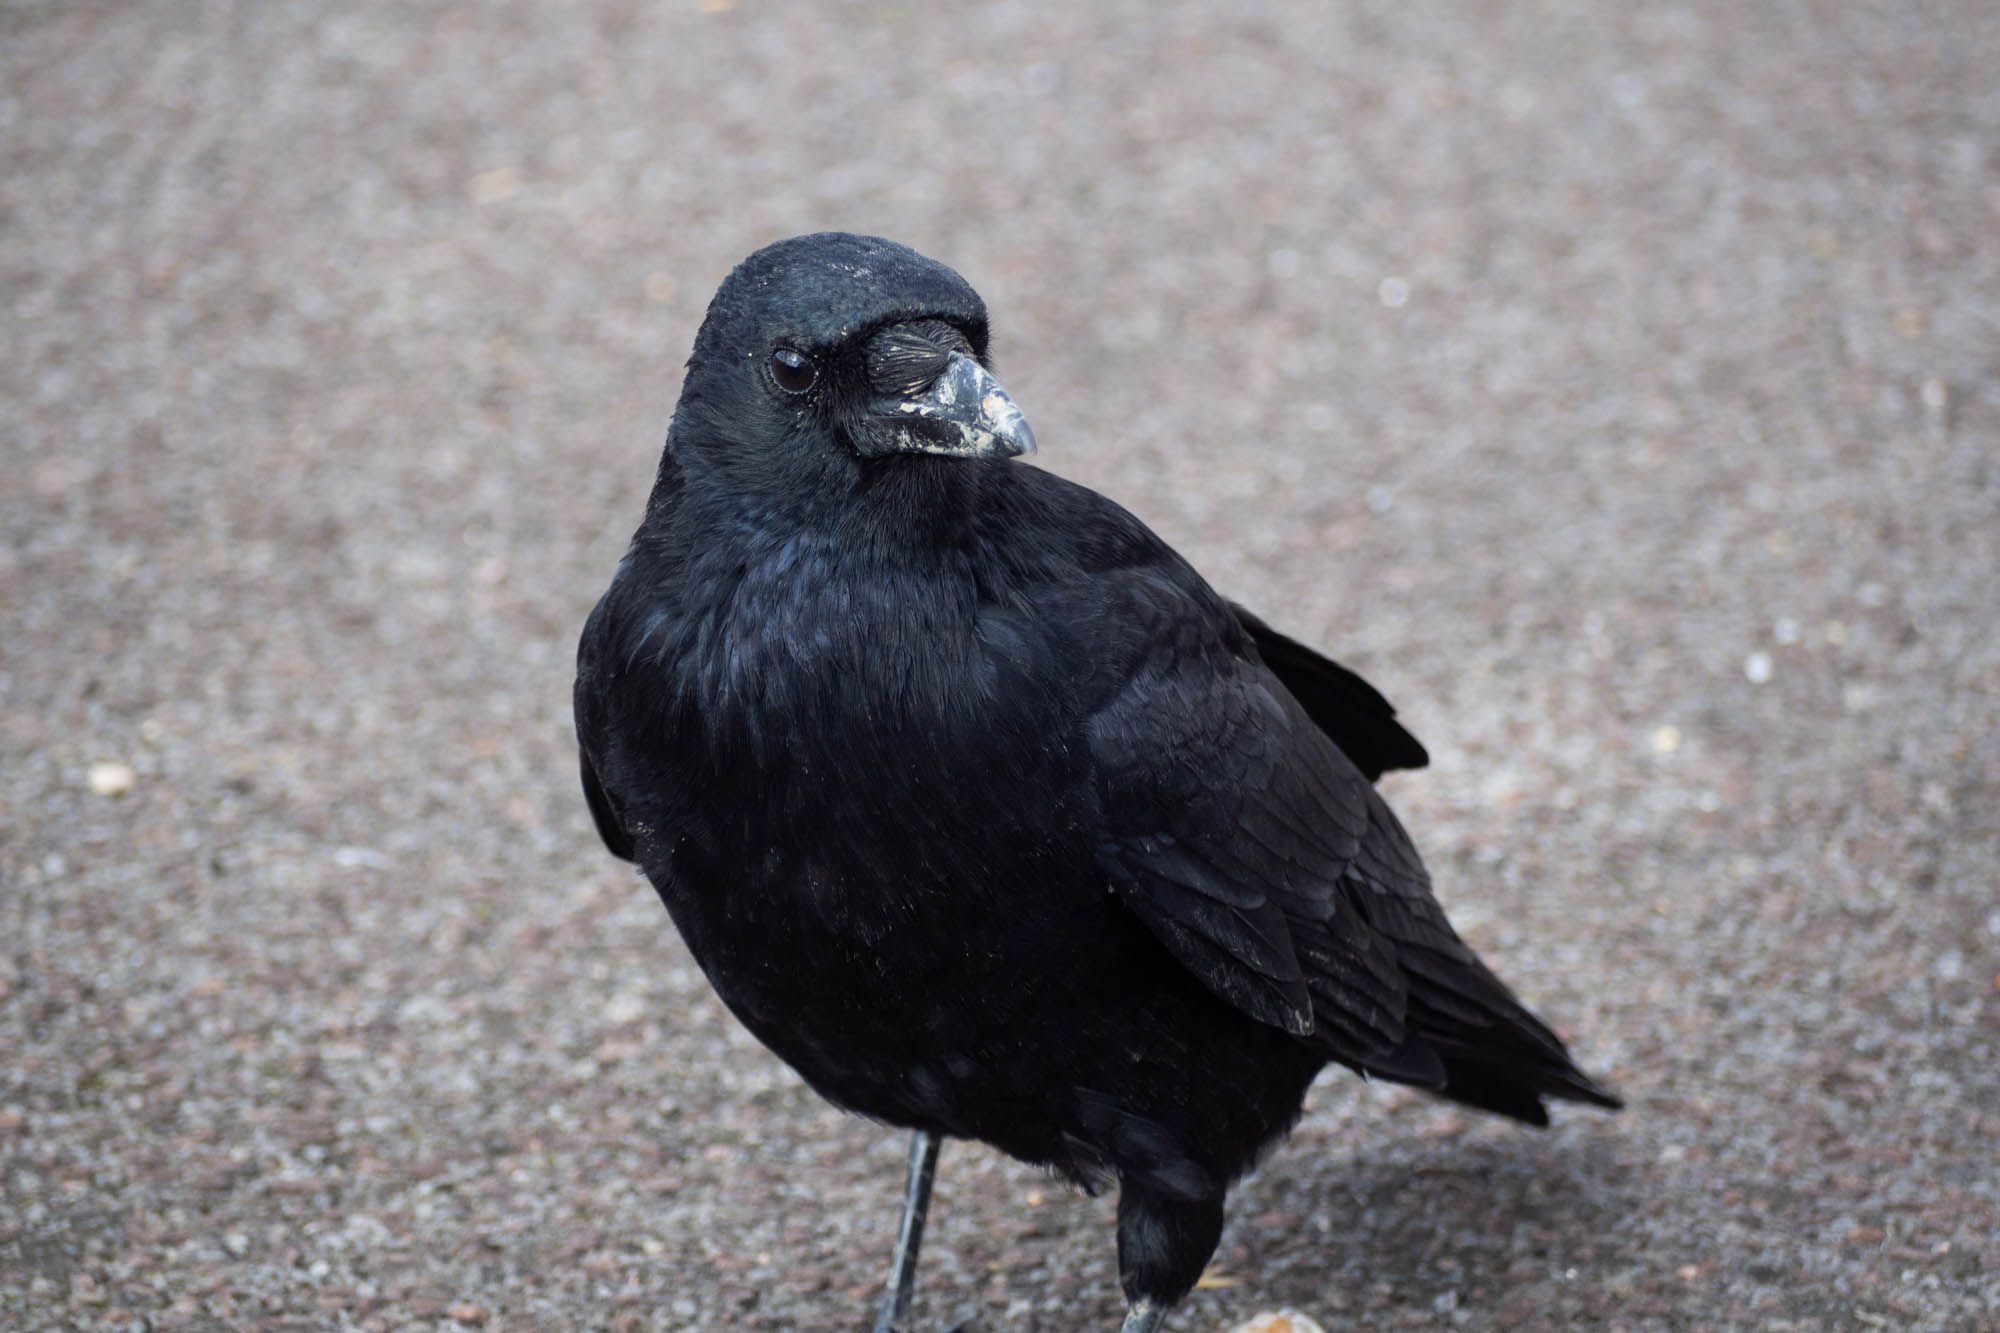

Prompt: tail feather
xmin=1433 ymin=1063 xmax=1557 ymax=1126
xmin=1425 ymin=1034 xmax=1625 ymax=1125
xmin=1364 ymin=938 xmax=1624 ymax=1126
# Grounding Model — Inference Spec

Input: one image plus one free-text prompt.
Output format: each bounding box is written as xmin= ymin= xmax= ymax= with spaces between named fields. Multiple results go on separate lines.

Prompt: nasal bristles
xmin=866 ymin=318 xmax=972 ymax=397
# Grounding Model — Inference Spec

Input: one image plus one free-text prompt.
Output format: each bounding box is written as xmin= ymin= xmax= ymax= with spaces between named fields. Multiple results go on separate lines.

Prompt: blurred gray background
xmin=4 ymin=1 xmax=1997 ymax=1328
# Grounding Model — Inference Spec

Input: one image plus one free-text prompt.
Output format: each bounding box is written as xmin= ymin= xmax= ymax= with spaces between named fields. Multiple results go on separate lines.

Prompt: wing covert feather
xmin=1086 ymin=628 xmax=1399 ymax=1047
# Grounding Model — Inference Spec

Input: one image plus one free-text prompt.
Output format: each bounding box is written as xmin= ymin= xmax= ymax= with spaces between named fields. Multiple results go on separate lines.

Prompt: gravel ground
xmin=5 ymin=2 xmax=1997 ymax=1329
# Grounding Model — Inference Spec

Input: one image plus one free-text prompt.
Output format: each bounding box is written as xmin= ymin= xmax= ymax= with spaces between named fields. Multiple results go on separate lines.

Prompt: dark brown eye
xmin=770 ymin=347 xmax=817 ymax=393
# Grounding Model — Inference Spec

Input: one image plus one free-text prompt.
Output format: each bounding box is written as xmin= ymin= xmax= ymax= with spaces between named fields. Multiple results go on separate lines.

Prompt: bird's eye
xmin=770 ymin=347 xmax=817 ymax=393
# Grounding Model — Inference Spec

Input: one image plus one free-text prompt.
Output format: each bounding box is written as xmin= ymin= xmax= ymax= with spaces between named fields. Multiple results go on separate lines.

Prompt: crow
xmin=574 ymin=232 xmax=1621 ymax=1331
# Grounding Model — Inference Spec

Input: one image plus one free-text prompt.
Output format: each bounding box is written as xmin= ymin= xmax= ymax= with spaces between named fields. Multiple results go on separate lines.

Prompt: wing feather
xmin=1232 ymin=602 xmax=1428 ymax=780
xmin=1083 ymin=573 xmax=1617 ymax=1116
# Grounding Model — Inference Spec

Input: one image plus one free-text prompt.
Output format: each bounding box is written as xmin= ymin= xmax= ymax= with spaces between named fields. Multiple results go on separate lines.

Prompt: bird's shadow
xmin=1191 ymin=1121 xmax=1647 ymax=1323
xmin=909 ymin=1113 xmax=1651 ymax=1331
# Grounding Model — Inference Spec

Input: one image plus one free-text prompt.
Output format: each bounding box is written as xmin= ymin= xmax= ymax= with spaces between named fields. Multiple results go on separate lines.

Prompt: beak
xmin=861 ymin=353 xmax=1037 ymax=460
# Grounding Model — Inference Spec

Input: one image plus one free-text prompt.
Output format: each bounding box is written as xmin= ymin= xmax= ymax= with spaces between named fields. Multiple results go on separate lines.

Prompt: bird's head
xmin=666 ymin=233 xmax=1036 ymax=494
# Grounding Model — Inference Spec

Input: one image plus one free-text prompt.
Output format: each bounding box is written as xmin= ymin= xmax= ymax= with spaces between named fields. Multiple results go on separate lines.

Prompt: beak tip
xmin=979 ymin=389 xmax=1036 ymax=459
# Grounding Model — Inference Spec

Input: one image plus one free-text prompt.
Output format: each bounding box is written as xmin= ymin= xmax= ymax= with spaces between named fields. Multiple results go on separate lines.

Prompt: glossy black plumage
xmin=574 ymin=233 xmax=1619 ymax=1326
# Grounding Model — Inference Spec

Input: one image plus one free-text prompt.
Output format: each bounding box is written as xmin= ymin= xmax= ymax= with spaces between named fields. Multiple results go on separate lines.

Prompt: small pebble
xmin=87 ymin=761 xmax=136 ymax=797
xmin=1652 ymin=725 xmax=1682 ymax=754
xmin=468 ymin=167 xmax=521 ymax=205
xmin=1231 ymin=1311 xmax=1328 ymax=1333
xmin=1744 ymin=651 xmax=1773 ymax=684
xmin=1919 ymin=376 xmax=1947 ymax=415
xmin=602 ymin=991 xmax=647 ymax=1025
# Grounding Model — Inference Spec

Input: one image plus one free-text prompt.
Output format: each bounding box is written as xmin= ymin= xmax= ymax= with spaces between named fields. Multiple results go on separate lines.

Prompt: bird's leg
xmin=1112 ymin=1178 xmax=1221 ymax=1333
xmin=872 ymin=1129 xmax=942 ymax=1333
xmin=1118 ymin=1297 xmax=1167 ymax=1332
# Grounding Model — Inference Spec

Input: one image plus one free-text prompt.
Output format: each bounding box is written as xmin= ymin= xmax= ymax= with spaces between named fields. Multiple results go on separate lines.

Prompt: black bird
xmin=574 ymin=233 xmax=1620 ymax=1331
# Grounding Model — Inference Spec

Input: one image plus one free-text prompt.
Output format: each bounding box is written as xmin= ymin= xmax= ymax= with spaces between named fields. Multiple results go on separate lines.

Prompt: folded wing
xmin=1087 ymin=584 xmax=1619 ymax=1122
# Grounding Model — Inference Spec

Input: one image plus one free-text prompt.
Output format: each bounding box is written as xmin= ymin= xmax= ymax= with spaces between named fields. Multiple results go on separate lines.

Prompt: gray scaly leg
xmin=871 ymin=1130 xmax=942 ymax=1333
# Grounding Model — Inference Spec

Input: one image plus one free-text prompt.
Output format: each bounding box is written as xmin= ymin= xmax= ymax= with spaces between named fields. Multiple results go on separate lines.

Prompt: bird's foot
xmin=1119 ymin=1298 xmax=1167 ymax=1333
